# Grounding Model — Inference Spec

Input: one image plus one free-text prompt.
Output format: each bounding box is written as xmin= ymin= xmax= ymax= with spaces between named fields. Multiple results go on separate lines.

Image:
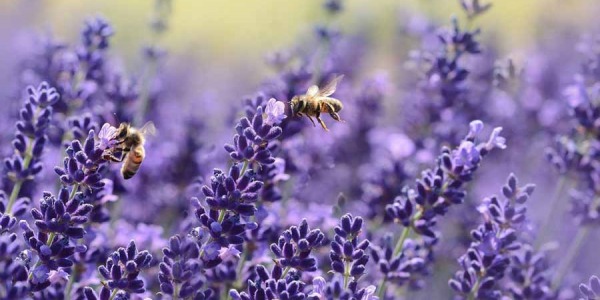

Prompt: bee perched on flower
xmin=98 ymin=122 xmax=156 ymax=179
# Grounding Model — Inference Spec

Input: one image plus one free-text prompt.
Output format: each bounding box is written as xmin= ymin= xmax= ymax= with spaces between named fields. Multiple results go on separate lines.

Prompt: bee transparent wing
xmin=306 ymin=85 xmax=320 ymax=97
xmin=317 ymin=74 xmax=344 ymax=97
xmin=139 ymin=121 xmax=157 ymax=136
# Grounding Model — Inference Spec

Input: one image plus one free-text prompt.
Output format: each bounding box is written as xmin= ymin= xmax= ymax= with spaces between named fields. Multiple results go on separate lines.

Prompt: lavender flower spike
xmin=4 ymin=82 xmax=59 ymax=216
xmin=86 ymin=240 xmax=153 ymax=299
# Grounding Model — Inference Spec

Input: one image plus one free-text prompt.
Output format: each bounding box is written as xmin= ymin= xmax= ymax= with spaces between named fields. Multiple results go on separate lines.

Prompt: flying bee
xmin=290 ymin=75 xmax=344 ymax=131
xmin=103 ymin=121 xmax=156 ymax=180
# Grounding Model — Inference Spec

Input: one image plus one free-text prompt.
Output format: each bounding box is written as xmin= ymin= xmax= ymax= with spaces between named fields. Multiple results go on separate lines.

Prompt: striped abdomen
xmin=320 ymin=98 xmax=343 ymax=112
xmin=121 ymin=146 xmax=145 ymax=179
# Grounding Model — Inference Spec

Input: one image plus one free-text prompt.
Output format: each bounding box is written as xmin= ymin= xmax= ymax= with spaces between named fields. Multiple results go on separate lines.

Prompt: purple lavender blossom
xmin=329 ymin=214 xmax=369 ymax=288
xmin=449 ymin=174 xmax=542 ymax=299
xmin=270 ymin=219 xmax=325 ymax=273
xmin=229 ymin=265 xmax=308 ymax=300
xmin=224 ymin=105 xmax=282 ymax=165
xmin=378 ymin=120 xmax=505 ymax=297
xmin=158 ymin=235 xmax=213 ymax=299
xmin=3 ymin=82 xmax=58 ymax=209
xmin=264 ymin=98 xmax=287 ymax=126
xmin=15 ymin=129 xmax=111 ymax=294
xmin=84 ymin=240 xmax=152 ymax=299
xmin=580 ymin=275 xmax=600 ymax=300
xmin=97 ymin=123 xmax=118 ymax=151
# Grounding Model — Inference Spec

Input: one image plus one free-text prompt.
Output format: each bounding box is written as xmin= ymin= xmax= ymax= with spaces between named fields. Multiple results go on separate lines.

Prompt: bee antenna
xmin=112 ymin=113 xmax=120 ymax=125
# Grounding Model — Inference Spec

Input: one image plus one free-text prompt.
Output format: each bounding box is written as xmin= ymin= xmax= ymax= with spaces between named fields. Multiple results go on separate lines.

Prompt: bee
xmin=103 ymin=122 xmax=156 ymax=180
xmin=290 ymin=75 xmax=344 ymax=131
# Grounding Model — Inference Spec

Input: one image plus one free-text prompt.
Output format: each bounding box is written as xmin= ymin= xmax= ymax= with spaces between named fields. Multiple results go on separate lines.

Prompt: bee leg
xmin=329 ymin=111 xmax=343 ymax=122
xmin=326 ymin=103 xmax=344 ymax=122
xmin=102 ymin=152 xmax=124 ymax=162
xmin=315 ymin=112 xmax=329 ymax=131
xmin=102 ymin=146 xmax=130 ymax=162
xmin=305 ymin=115 xmax=317 ymax=127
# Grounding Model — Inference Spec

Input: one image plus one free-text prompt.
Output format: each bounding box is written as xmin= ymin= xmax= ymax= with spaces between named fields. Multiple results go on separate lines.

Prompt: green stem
xmin=199 ymin=209 xmax=226 ymax=257
xmin=551 ymin=225 xmax=590 ymax=289
xmin=6 ymin=180 xmax=24 ymax=216
xmin=221 ymin=283 xmax=231 ymax=300
xmin=135 ymin=61 xmax=158 ymax=126
xmin=27 ymin=184 xmax=78 ymax=280
xmin=239 ymin=160 xmax=249 ymax=177
xmin=551 ymin=194 xmax=600 ymax=289
xmin=281 ymin=266 xmax=291 ymax=279
xmin=343 ymin=261 xmax=350 ymax=289
xmin=28 ymin=232 xmax=56 ymax=280
xmin=6 ymin=138 xmax=35 ymax=215
xmin=173 ymin=282 xmax=180 ymax=299
xmin=379 ymin=210 xmax=421 ymax=297
xmin=217 ymin=209 xmax=226 ymax=223
xmin=467 ymin=276 xmax=481 ymax=300
xmin=108 ymin=289 xmax=119 ymax=300
xmin=237 ymin=247 xmax=247 ymax=275
xmin=69 ymin=183 xmax=80 ymax=200
xmin=46 ymin=231 xmax=56 ymax=248
xmin=379 ymin=229 xmax=409 ymax=298
xmin=393 ymin=226 xmax=412 ymax=256
xmin=64 ymin=267 xmax=78 ymax=300
xmin=235 ymin=245 xmax=248 ymax=287
xmin=535 ymin=177 xmax=567 ymax=248
xmin=377 ymin=278 xmax=387 ymax=299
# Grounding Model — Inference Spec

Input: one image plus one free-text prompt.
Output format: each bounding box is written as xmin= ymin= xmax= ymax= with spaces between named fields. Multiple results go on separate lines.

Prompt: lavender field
xmin=0 ymin=0 xmax=600 ymax=299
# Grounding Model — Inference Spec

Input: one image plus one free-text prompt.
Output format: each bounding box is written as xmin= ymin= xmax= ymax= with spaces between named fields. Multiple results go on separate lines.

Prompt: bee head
xmin=117 ymin=123 xmax=129 ymax=139
xmin=290 ymin=96 xmax=302 ymax=116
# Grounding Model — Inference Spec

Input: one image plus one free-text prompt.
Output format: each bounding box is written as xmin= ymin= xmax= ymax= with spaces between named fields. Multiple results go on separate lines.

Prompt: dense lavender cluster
xmin=448 ymin=174 xmax=550 ymax=299
xmin=1 ymin=0 xmax=600 ymax=299
xmin=84 ymin=240 xmax=153 ymax=299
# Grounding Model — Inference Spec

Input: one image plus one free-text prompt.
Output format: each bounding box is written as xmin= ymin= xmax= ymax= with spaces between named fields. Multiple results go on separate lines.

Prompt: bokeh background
xmin=2 ymin=0 xmax=600 ymax=138
xmin=2 ymin=0 xmax=600 ymax=98
xmin=1 ymin=0 xmax=600 ymax=299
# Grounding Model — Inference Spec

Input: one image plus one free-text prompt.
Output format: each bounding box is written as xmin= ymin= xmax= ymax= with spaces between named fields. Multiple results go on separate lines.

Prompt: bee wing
xmin=317 ymin=74 xmax=344 ymax=97
xmin=139 ymin=121 xmax=157 ymax=136
xmin=306 ymin=85 xmax=319 ymax=97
